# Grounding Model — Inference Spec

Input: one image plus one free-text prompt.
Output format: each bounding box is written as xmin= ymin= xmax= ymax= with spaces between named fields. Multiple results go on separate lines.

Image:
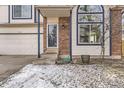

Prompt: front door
xmin=47 ymin=24 xmax=58 ymax=48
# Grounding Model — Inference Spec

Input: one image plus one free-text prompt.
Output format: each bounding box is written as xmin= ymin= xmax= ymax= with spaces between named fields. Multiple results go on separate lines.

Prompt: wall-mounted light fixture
xmin=62 ymin=24 xmax=65 ymax=29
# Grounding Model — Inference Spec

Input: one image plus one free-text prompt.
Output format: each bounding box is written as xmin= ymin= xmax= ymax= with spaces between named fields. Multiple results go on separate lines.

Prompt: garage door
xmin=0 ymin=34 xmax=43 ymax=55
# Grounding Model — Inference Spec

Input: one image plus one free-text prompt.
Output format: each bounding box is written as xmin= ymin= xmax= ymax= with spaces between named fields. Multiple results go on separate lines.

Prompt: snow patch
xmin=0 ymin=64 xmax=124 ymax=88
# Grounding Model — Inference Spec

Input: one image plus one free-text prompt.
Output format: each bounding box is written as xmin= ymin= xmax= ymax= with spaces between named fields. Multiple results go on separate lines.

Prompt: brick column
xmin=43 ymin=17 xmax=47 ymax=52
xmin=111 ymin=8 xmax=122 ymax=57
xmin=59 ymin=17 xmax=70 ymax=55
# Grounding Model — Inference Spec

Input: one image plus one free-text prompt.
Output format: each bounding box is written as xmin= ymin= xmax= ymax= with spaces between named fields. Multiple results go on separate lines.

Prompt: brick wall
xmin=43 ymin=17 xmax=47 ymax=52
xmin=59 ymin=17 xmax=70 ymax=55
xmin=111 ymin=8 xmax=122 ymax=56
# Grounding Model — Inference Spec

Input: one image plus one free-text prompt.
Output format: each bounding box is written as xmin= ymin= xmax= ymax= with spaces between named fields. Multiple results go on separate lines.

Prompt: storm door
xmin=47 ymin=24 xmax=58 ymax=47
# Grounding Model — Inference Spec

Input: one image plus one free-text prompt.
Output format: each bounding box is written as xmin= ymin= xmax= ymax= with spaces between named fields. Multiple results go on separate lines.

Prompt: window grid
xmin=12 ymin=5 xmax=32 ymax=19
xmin=77 ymin=5 xmax=104 ymax=45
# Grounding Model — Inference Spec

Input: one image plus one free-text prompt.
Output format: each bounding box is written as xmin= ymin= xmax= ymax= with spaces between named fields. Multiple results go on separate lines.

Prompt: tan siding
xmin=0 ymin=26 xmax=43 ymax=33
xmin=47 ymin=17 xmax=58 ymax=24
xmin=0 ymin=5 xmax=8 ymax=24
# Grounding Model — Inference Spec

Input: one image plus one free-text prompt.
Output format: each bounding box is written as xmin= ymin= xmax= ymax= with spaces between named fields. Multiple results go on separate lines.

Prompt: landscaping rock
xmin=1 ymin=64 xmax=124 ymax=88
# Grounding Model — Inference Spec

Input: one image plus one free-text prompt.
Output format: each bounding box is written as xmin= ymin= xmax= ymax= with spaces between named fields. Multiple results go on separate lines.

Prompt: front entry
xmin=47 ymin=24 xmax=58 ymax=48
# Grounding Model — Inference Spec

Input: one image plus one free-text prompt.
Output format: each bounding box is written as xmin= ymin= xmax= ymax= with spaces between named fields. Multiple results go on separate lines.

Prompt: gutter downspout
xmin=38 ymin=9 xmax=41 ymax=58
xmin=8 ymin=5 xmax=10 ymax=23
xmin=70 ymin=10 xmax=72 ymax=61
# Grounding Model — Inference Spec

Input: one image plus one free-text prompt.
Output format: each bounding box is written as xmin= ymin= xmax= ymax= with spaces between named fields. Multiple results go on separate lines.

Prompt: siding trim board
xmin=12 ymin=5 xmax=33 ymax=19
xmin=8 ymin=5 xmax=10 ymax=23
xmin=34 ymin=7 xmax=37 ymax=23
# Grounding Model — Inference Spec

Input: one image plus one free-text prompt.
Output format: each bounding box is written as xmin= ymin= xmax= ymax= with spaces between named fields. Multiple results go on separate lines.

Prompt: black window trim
xmin=77 ymin=5 xmax=104 ymax=46
xmin=12 ymin=5 xmax=32 ymax=19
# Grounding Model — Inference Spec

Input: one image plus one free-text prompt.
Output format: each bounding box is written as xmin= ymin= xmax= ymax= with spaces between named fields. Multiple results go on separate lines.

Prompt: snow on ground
xmin=0 ymin=64 xmax=124 ymax=88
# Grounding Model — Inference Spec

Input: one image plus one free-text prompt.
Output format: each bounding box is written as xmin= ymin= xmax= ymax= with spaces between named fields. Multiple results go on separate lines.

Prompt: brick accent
xmin=59 ymin=17 xmax=70 ymax=55
xmin=111 ymin=8 xmax=122 ymax=56
xmin=43 ymin=17 xmax=47 ymax=52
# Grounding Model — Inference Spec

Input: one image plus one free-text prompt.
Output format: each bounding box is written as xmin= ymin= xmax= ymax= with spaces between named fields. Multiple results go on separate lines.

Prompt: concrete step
xmin=45 ymin=48 xmax=58 ymax=54
xmin=42 ymin=53 xmax=58 ymax=60
xmin=32 ymin=54 xmax=58 ymax=65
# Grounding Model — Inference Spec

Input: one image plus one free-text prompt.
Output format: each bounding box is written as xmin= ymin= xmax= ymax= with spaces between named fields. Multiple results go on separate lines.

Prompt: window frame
xmin=77 ymin=5 xmax=104 ymax=45
xmin=78 ymin=24 xmax=102 ymax=44
xmin=12 ymin=5 xmax=32 ymax=19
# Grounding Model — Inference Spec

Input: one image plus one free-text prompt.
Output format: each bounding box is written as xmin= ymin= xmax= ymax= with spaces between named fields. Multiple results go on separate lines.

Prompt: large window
xmin=77 ymin=5 xmax=104 ymax=45
xmin=12 ymin=5 xmax=32 ymax=19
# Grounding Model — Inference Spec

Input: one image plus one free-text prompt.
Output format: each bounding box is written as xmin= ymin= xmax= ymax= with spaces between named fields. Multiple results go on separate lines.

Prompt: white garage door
xmin=0 ymin=34 xmax=43 ymax=55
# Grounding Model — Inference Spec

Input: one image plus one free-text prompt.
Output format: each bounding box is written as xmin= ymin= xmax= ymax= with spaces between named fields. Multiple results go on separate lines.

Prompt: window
xmin=12 ymin=5 xmax=32 ymax=19
xmin=77 ymin=5 xmax=104 ymax=45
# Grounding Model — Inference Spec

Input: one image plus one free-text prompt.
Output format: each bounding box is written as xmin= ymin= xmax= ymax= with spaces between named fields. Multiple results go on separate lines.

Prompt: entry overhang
xmin=35 ymin=5 xmax=74 ymax=17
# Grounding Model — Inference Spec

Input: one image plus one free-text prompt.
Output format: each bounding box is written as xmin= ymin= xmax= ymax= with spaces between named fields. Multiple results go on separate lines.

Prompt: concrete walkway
xmin=0 ymin=55 xmax=37 ymax=81
xmin=32 ymin=54 xmax=57 ymax=65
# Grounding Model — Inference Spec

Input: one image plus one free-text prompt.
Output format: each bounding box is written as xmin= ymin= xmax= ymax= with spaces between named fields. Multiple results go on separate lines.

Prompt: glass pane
xmin=22 ymin=5 xmax=31 ymax=18
xmin=13 ymin=5 xmax=31 ymax=18
xmin=90 ymin=24 xmax=102 ymax=43
xmin=48 ymin=25 xmax=57 ymax=47
xmin=13 ymin=5 xmax=22 ymax=17
xmin=78 ymin=5 xmax=102 ymax=13
xmin=78 ymin=14 xmax=103 ymax=22
xmin=78 ymin=24 xmax=90 ymax=43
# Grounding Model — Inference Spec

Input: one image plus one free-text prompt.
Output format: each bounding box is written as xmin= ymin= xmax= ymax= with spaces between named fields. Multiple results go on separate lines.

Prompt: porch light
xmin=62 ymin=24 xmax=65 ymax=29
